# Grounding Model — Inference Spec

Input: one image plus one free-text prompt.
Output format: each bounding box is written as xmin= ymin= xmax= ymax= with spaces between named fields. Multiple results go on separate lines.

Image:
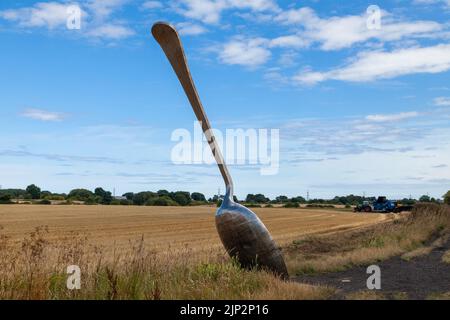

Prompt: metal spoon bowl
xmin=152 ymin=22 xmax=288 ymax=279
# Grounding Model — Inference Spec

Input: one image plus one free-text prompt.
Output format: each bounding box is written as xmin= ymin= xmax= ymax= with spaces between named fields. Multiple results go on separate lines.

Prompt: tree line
xmin=0 ymin=184 xmax=449 ymax=206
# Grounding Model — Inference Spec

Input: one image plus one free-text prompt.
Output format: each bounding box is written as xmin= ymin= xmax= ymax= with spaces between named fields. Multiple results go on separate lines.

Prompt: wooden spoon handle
xmin=151 ymin=22 xmax=234 ymax=197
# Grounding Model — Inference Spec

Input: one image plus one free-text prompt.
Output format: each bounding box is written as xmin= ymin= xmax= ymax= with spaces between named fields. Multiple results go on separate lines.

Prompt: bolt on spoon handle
xmin=152 ymin=22 xmax=234 ymax=198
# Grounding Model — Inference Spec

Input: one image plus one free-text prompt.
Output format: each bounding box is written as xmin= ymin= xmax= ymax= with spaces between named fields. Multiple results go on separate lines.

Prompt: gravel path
xmin=294 ymin=238 xmax=450 ymax=300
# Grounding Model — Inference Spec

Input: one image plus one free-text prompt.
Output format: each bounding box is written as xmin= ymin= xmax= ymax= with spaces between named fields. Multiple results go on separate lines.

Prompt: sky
xmin=0 ymin=0 xmax=449 ymax=200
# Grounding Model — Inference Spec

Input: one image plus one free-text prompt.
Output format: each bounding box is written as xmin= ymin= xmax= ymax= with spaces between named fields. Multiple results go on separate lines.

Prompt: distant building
xmin=114 ymin=196 xmax=127 ymax=201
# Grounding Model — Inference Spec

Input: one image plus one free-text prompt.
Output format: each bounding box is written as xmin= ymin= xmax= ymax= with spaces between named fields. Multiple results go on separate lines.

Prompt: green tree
xmin=26 ymin=184 xmax=41 ymax=199
xmin=419 ymin=195 xmax=431 ymax=202
xmin=94 ymin=187 xmax=113 ymax=205
xmin=275 ymin=195 xmax=288 ymax=203
xmin=172 ymin=191 xmax=191 ymax=206
xmin=122 ymin=192 xmax=134 ymax=201
xmin=245 ymin=194 xmax=269 ymax=203
xmin=0 ymin=194 xmax=12 ymax=204
xmin=191 ymin=192 xmax=206 ymax=202
xmin=444 ymin=191 xmax=450 ymax=205
xmin=68 ymin=189 xmax=94 ymax=202
xmin=132 ymin=192 xmax=156 ymax=205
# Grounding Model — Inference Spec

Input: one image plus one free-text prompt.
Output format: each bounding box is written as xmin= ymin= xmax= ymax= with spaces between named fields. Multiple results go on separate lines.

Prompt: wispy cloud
xmin=173 ymin=0 xmax=279 ymax=24
xmin=294 ymin=44 xmax=450 ymax=85
xmin=0 ymin=2 xmax=82 ymax=29
xmin=218 ymin=37 xmax=271 ymax=67
xmin=0 ymin=1 xmax=134 ymax=41
xmin=141 ymin=1 xmax=163 ymax=10
xmin=20 ymin=108 xmax=66 ymax=122
xmin=274 ymin=7 xmax=444 ymax=51
xmin=87 ymin=23 xmax=134 ymax=39
xmin=366 ymin=112 xmax=419 ymax=122
xmin=434 ymin=96 xmax=450 ymax=106
xmin=0 ymin=149 xmax=124 ymax=164
xmin=176 ymin=22 xmax=207 ymax=36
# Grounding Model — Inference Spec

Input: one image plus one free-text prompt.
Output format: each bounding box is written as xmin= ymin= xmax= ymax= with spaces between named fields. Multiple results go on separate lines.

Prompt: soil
xmin=294 ymin=238 xmax=450 ymax=300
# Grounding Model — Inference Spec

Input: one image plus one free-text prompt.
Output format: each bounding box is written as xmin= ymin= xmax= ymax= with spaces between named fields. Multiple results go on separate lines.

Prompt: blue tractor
xmin=372 ymin=196 xmax=396 ymax=212
xmin=355 ymin=196 xmax=413 ymax=213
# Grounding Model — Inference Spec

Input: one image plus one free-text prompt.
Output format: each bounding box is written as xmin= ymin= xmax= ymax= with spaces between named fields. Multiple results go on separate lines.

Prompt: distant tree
xmin=94 ymin=187 xmax=113 ymax=205
xmin=40 ymin=191 xmax=52 ymax=199
xmin=122 ymin=192 xmax=134 ymax=201
xmin=401 ymin=198 xmax=416 ymax=206
xmin=172 ymin=191 xmax=191 ymax=206
xmin=132 ymin=192 xmax=156 ymax=206
xmin=68 ymin=189 xmax=94 ymax=202
xmin=444 ymin=191 xmax=450 ymax=205
xmin=419 ymin=195 xmax=431 ymax=202
xmin=191 ymin=192 xmax=206 ymax=202
xmin=157 ymin=190 xmax=170 ymax=197
xmin=275 ymin=195 xmax=288 ymax=203
xmin=284 ymin=202 xmax=300 ymax=208
xmin=246 ymin=194 xmax=269 ymax=203
xmin=291 ymin=196 xmax=306 ymax=203
xmin=26 ymin=184 xmax=41 ymax=199
xmin=0 ymin=194 xmax=12 ymax=204
xmin=147 ymin=196 xmax=178 ymax=206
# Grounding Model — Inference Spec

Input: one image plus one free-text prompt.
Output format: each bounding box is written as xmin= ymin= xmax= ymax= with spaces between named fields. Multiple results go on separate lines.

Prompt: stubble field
xmin=0 ymin=205 xmax=386 ymax=254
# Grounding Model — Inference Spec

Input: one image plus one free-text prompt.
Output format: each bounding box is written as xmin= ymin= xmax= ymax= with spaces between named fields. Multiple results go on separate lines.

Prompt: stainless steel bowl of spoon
xmin=151 ymin=22 xmax=288 ymax=279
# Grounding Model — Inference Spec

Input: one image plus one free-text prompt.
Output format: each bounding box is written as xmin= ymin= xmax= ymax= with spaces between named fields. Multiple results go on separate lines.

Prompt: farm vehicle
xmin=354 ymin=196 xmax=414 ymax=213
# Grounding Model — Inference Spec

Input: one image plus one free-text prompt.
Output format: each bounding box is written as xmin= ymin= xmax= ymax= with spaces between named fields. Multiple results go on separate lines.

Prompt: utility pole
xmin=306 ymin=190 xmax=310 ymax=202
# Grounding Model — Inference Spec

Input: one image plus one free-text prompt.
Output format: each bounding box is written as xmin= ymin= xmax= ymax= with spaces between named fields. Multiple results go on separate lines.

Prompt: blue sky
xmin=0 ymin=0 xmax=449 ymax=200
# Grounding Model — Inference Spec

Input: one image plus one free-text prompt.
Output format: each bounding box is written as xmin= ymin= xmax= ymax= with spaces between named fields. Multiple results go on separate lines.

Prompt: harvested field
xmin=0 ymin=205 xmax=386 ymax=254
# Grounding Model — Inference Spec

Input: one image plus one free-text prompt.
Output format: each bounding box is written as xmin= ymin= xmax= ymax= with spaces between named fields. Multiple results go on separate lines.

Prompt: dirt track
xmin=295 ymin=238 xmax=450 ymax=299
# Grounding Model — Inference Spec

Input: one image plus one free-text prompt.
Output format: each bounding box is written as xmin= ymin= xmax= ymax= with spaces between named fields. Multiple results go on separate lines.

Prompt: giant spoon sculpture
xmin=152 ymin=22 xmax=288 ymax=279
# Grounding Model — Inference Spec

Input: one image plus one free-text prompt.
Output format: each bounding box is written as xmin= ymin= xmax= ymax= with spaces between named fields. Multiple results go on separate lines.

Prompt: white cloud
xmin=87 ymin=23 xmax=134 ymax=39
xmin=413 ymin=0 xmax=450 ymax=7
xmin=141 ymin=1 xmax=163 ymax=10
xmin=0 ymin=2 xmax=81 ymax=29
xmin=269 ymin=35 xmax=309 ymax=48
xmin=176 ymin=22 xmax=207 ymax=36
xmin=21 ymin=109 xmax=66 ymax=122
xmin=366 ymin=112 xmax=419 ymax=122
xmin=434 ymin=96 xmax=450 ymax=106
xmin=294 ymin=44 xmax=450 ymax=85
xmin=0 ymin=1 xmax=135 ymax=41
xmin=86 ymin=0 xmax=128 ymax=19
xmin=175 ymin=0 xmax=278 ymax=24
xmin=218 ymin=37 xmax=271 ymax=67
xmin=275 ymin=7 xmax=444 ymax=50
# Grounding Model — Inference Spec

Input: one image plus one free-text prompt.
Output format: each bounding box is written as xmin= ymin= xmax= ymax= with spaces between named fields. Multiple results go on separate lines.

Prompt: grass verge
xmin=285 ymin=204 xmax=450 ymax=275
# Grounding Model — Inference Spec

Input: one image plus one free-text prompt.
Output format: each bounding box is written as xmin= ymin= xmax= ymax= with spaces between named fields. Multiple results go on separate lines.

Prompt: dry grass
xmin=402 ymin=234 xmax=449 ymax=261
xmin=443 ymin=250 xmax=450 ymax=264
xmin=427 ymin=292 xmax=450 ymax=300
xmin=285 ymin=204 xmax=450 ymax=275
xmin=0 ymin=205 xmax=359 ymax=300
xmin=345 ymin=291 xmax=386 ymax=300
xmin=0 ymin=226 xmax=334 ymax=300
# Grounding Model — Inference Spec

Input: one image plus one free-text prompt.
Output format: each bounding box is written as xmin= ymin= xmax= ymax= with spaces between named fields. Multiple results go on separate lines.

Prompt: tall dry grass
xmin=0 ymin=226 xmax=333 ymax=300
xmin=285 ymin=204 xmax=450 ymax=275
